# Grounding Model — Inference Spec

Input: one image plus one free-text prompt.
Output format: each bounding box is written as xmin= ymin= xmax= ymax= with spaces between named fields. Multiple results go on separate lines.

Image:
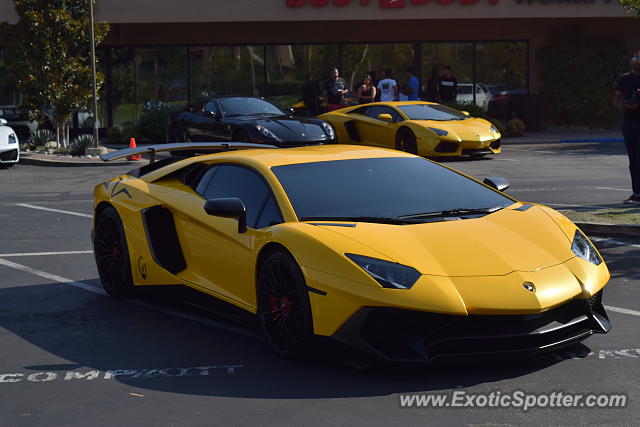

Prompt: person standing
xmin=356 ymin=74 xmax=377 ymax=104
xmin=614 ymin=50 xmax=640 ymax=204
xmin=426 ymin=66 xmax=440 ymax=102
xmin=406 ymin=67 xmax=420 ymax=101
xmin=377 ymin=69 xmax=398 ymax=102
xmin=323 ymin=68 xmax=348 ymax=112
xmin=438 ymin=66 xmax=458 ymax=103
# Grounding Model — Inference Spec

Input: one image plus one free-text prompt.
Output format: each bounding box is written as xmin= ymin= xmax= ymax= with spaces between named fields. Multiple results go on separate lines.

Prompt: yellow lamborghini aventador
xmin=94 ymin=142 xmax=610 ymax=362
xmin=317 ymin=101 xmax=502 ymax=158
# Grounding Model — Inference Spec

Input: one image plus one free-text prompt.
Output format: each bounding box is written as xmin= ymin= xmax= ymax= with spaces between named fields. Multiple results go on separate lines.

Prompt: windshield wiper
xmin=301 ymin=216 xmax=411 ymax=225
xmin=398 ymin=206 xmax=504 ymax=220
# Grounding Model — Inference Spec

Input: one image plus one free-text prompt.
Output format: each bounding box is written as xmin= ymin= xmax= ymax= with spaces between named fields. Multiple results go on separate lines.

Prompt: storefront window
xmin=0 ymin=48 xmax=17 ymax=106
xmin=190 ymin=45 xmax=265 ymax=102
xmin=421 ymin=42 xmax=474 ymax=104
xmin=342 ymin=43 xmax=415 ymax=101
xmin=265 ymin=44 xmax=338 ymax=112
xmin=109 ymin=48 xmax=136 ymax=126
xmin=136 ymin=47 xmax=188 ymax=109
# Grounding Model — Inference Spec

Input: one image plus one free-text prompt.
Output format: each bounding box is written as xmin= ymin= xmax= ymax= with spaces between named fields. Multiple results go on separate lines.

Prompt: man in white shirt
xmin=377 ymin=69 xmax=398 ymax=102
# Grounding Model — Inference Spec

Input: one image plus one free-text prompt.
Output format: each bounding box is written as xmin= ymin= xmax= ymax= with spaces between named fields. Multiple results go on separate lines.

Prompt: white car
xmin=0 ymin=118 xmax=20 ymax=168
xmin=456 ymin=83 xmax=492 ymax=111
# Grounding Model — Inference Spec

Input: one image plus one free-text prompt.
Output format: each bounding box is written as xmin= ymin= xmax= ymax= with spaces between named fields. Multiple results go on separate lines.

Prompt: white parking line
xmin=604 ymin=305 xmax=640 ymax=317
xmin=15 ymin=203 xmax=92 ymax=218
xmin=0 ymin=258 xmax=262 ymax=341
xmin=596 ymin=187 xmax=631 ymax=192
xmin=0 ymin=250 xmax=93 ymax=258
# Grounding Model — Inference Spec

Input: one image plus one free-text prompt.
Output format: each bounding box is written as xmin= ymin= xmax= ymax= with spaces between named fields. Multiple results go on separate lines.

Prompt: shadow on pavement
xmin=0 ymin=281 xmax=594 ymax=399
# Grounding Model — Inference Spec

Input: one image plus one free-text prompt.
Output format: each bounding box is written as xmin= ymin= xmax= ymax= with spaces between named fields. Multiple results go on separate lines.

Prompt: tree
xmin=619 ymin=0 xmax=640 ymax=17
xmin=1 ymin=0 xmax=108 ymax=147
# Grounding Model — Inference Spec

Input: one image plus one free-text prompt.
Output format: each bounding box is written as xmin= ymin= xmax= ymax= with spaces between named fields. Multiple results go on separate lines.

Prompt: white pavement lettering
xmin=0 ymin=365 xmax=242 ymax=384
xmin=15 ymin=203 xmax=92 ymax=218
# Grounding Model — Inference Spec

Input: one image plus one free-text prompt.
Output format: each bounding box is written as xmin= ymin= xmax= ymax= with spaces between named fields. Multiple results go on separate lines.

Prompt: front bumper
xmin=332 ymin=290 xmax=610 ymax=363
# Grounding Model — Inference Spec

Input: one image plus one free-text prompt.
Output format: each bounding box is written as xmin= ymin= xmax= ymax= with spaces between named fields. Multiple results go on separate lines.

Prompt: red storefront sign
xmin=286 ymin=0 xmax=499 ymax=7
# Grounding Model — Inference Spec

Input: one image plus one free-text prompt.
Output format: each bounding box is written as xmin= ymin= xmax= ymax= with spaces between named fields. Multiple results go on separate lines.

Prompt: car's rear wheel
xmin=168 ymin=125 xmax=190 ymax=143
xmin=94 ymin=206 xmax=134 ymax=297
xmin=396 ymin=128 xmax=417 ymax=154
xmin=257 ymin=250 xmax=314 ymax=359
xmin=0 ymin=163 xmax=15 ymax=169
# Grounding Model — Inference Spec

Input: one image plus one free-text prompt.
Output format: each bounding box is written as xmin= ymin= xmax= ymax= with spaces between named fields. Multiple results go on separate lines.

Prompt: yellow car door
xmin=173 ymin=164 xmax=283 ymax=310
xmin=352 ymin=105 xmax=400 ymax=149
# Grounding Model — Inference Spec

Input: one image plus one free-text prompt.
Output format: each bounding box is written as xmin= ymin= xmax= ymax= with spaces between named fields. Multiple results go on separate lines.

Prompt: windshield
xmin=272 ymin=157 xmax=513 ymax=220
xmin=397 ymin=104 xmax=468 ymax=121
xmin=217 ymin=97 xmax=284 ymax=117
xmin=457 ymin=86 xmax=473 ymax=95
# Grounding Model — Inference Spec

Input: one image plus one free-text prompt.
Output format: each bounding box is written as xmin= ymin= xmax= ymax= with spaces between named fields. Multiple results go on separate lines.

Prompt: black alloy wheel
xmin=395 ymin=128 xmax=418 ymax=154
xmin=257 ymin=250 xmax=314 ymax=359
xmin=93 ymin=206 xmax=134 ymax=297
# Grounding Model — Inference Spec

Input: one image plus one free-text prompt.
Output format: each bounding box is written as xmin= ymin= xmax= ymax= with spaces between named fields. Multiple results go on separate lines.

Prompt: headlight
xmin=490 ymin=126 xmax=499 ymax=134
xmin=321 ymin=122 xmax=335 ymax=138
xmin=571 ymin=230 xmax=602 ymax=265
xmin=345 ymin=254 xmax=421 ymax=289
xmin=8 ymin=133 xmax=17 ymax=144
xmin=256 ymin=125 xmax=277 ymax=139
xmin=428 ymin=127 xmax=448 ymax=137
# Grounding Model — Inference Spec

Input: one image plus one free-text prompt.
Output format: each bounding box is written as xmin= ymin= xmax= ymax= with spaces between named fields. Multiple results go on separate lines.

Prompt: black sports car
xmin=169 ymin=97 xmax=336 ymax=147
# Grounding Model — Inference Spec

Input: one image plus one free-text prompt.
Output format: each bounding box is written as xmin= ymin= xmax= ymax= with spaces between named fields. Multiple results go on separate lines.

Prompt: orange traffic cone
xmin=127 ymin=137 xmax=141 ymax=161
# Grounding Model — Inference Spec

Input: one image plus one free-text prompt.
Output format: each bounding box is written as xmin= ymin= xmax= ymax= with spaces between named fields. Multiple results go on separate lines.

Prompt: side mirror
xmin=0 ymin=118 xmax=7 ymax=126
xmin=203 ymin=110 xmax=218 ymax=119
xmin=461 ymin=111 xmax=470 ymax=116
xmin=483 ymin=177 xmax=510 ymax=192
xmin=204 ymin=197 xmax=247 ymax=233
xmin=378 ymin=113 xmax=393 ymax=123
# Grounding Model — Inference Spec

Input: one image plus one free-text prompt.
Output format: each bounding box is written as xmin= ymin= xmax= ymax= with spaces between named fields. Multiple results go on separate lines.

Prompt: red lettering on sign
xmin=411 ymin=0 xmax=430 ymax=4
xmin=379 ymin=0 xmax=405 ymax=7
xmin=310 ymin=0 xmax=329 ymax=5
xmin=360 ymin=0 xmax=371 ymax=4
xmin=287 ymin=0 xmax=306 ymax=6
xmin=434 ymin=0 xmax=454 ymax=4
xmin=460 ymin=0 xmax=479 ymax=3
xmin=334 ymin=0 xmax=352 ymax=5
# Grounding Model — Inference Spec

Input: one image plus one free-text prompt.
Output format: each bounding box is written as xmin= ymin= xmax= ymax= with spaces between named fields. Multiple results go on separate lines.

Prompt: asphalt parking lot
xmin=1 ymin=142 xmax=639 ymax=426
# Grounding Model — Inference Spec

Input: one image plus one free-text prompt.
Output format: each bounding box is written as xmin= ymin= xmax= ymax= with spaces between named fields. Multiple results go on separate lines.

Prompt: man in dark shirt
xmin=614 ymin=50 xmax=640 ymax=204
xmin=438 ymin=66 xmax=458 ymax=103
xmin=323 ymin=68 xmax=348 ymax=111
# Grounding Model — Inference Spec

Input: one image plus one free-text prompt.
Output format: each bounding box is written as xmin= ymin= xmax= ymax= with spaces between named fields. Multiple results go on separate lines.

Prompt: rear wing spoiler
xmin=100 ymin=142 xmax=278 ymax=163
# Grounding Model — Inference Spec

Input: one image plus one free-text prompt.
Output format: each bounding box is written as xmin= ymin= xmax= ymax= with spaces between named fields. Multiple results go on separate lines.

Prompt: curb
xmin=503 ymin=138 xmax=623 ymax=145
xmin=576 ymin=222 xmax=640 ymax=239
xmin=19 ymin=155 xmax=148 ymax=168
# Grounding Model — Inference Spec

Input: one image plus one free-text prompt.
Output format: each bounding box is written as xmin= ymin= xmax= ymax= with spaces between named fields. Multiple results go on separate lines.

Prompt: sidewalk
xmin=504 ymin=130 xmax=623 ymax=145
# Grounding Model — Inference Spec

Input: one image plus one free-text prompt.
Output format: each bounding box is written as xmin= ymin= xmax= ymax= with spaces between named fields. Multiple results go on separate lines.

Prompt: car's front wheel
xmin=93 ymin=206 xmax=134 ymax=297
xmin=395 ymin=128 xmax=417 ymax=154
xmin=257 ymin=249 xmax=314 ymax=359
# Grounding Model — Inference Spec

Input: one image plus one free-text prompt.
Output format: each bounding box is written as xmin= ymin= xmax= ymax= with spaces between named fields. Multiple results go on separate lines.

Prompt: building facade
xmin=0 ymin=0 xmax=637 ymax=130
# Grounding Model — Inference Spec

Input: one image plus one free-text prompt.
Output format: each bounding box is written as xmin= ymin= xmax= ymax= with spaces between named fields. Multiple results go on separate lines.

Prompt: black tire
xmin=395 ymin=128 xmax=417 ymax=154
xmin=232 ymin=129 xmax=250 ymax=142
xmin=0 ymin=163 xmax=15 ymax=169
xmin=257 ymin=250 xmax=314 ymax=359
xmin=93 ymin=206 xmax=134 ymax=297
xmin=168 ymin=125 xmax=190 ymax=143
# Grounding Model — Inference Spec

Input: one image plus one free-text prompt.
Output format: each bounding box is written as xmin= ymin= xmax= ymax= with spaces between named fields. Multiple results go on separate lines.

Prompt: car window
xmin=204 ymin=101 xmax=218 ymax=115
xmin=199 ymin=165 xmax=273 ymax=228
xmin=363 ymin=106 xmax=402 ymax=123
xmin=272 ymin=157 xmax=513 ymax=220
xmin=255 ymin=195 xmax=283 ymax=228
xmin=397 ymin=104 xmax=468 ymax=121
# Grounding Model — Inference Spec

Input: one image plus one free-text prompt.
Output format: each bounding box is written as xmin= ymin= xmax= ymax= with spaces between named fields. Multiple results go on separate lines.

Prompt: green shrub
xmin=106 ymin=127 xmax=122 ymax=145
xmin=69 ymin=133 xmax=94 ymax=156
xmin=137 ymin=108 xmax=172 ymax=143
xmin=120 ymin=126 xmax=139 ymax=144
xmin=537 ymin=27 xmax=627 ymax=127
xmin=506 ymin=118 xmax=526 ymax=137
xmin=27 ymin=129 xmax=55 ymax=150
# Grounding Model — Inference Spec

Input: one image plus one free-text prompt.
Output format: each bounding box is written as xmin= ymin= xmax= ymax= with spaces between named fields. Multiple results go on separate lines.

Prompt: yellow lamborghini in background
xmin=317 ymin=101 xmax=502 ymax=158
xmin=94 ymin=143 xmax=610 ymax=362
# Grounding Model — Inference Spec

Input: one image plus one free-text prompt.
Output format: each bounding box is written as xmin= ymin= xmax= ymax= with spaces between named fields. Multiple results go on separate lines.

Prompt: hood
xmin=231 ymin=115 xmax=329 ymax=142
xmin=415 ymin=117 xmax=498 ymax=141
xmin=315 ymin=206 xmax=575 ymax=277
